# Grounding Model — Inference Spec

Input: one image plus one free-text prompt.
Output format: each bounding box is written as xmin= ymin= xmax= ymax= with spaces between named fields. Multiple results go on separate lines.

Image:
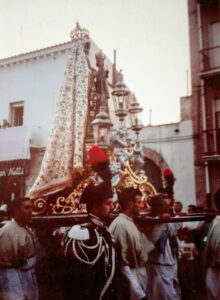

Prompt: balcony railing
xmin=0 ymin=126 xmax=30 ymax=161
xmin=200 ymin=45 xmax=220 ymax=74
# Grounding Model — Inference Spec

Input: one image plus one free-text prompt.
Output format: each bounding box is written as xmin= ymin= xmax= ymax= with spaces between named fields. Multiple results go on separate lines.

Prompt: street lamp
xmin=128 ymin=95 xmax=143 ymax=135
xmin=91 ymin=107 xmax=113 ymax=149
xmin=112 ymin=72 xmax=130 ymax=123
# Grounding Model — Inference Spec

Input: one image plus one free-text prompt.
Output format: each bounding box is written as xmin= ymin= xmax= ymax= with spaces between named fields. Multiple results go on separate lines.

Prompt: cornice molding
xmin=0 ymin=41 xmax=73 ymax=68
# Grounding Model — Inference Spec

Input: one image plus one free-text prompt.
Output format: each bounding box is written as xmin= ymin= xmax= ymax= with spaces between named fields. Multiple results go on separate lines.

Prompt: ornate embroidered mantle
xmin=27 ymin=38 xmax=89 ymax=199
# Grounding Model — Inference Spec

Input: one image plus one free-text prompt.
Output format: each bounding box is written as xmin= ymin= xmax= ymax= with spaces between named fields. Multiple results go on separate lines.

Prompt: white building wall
xmin=0 ymin=40 xmax=116 ymax=147
xmin=0 ymin=53 xmax=68 ymax=146
xmin=140 ymin=120 xmax=196 ymax=208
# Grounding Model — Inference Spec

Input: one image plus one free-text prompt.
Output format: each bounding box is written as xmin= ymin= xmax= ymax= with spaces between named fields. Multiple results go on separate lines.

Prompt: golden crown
xmin=70 ymin=22 xmax=90 ymax=41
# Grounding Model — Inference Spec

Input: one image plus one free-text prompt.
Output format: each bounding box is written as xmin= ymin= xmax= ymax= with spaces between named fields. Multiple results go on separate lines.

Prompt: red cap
xmin=88 ymin=145 xmax=107 ymax=166
xmin=163 ymin=167 xmax=174 ymax=177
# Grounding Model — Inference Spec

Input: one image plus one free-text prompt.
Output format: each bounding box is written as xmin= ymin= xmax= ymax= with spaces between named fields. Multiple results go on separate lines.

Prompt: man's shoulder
xmin=210 ymin=216 xmax=220 ymax=235
xmin=0 ymin=220 xmax=16 ymax=234
xmin=109 ymin=214 xmax=133 ymax=232
xmin=0 ymin=220 xmax=31 ymax=241
xmin=214 ymin=215 xmax=220 ymax=225
xmin=68 ymin=223 xmax=90 ymax=241
xmin=110 ymin=214 xmax=127 ymax=224
xmin=0 ymin=220 xmax=21 ymax=244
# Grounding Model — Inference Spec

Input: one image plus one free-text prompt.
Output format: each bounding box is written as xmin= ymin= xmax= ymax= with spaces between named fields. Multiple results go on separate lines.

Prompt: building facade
xmin=141 ymin=96 xmax=196 ymax=208
xmin=0 ymin=26 xmax=196 ymax=208
xmin=188 ymin=0 xmax=220 ymax=207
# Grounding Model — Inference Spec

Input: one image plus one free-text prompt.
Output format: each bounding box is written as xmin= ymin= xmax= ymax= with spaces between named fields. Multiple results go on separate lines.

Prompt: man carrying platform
xmin=62 ymin=146 xmax=116 ymax=300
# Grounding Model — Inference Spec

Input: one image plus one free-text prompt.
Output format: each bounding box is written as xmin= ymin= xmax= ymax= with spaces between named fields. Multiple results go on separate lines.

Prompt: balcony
xmin=0 ymin=126 xmax=30 ymax=161
xmin=203 ymin=154 xmax=220 ymax=161
xmin=200 ymin=46 xmax=220 ymax=77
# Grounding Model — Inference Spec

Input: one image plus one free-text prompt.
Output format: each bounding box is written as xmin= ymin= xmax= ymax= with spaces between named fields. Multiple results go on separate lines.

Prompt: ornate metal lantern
xmin=128 ymin=96 xmax=143 ymax=134
xmin=112 ymin=72 xmax=130 ymax=122
xmin=91 ymin=107 xmax=113 ymax=149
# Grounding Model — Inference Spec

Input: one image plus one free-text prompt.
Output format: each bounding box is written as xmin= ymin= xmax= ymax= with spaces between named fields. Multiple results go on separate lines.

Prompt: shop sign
xmin=0 ymin=167 xmax=25 ymax=177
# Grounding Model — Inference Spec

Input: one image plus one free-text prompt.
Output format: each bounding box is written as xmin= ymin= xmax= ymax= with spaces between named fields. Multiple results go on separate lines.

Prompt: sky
xmin=0 ymin=0 xmax=190 ymax=125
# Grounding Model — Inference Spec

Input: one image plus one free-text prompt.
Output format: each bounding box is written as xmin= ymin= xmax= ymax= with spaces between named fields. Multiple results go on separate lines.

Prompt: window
xmin=209 ymin=21 xmax=220 ymax=69
xmin=10 ymin=101 xmax=24 ymax=126
xmin=216 ymin=111 xmax=220 ymax=152
xmin=214 ymin=99 xmax=220 ymax=153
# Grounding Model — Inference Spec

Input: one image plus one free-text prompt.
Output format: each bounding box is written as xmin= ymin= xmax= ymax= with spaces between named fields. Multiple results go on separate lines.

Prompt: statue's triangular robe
xmin=27 ymin=39 xmax=89 ymax=199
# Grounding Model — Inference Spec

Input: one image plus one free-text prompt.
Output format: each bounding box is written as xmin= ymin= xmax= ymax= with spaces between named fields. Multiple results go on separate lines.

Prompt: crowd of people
xmin=0 ymin=186 xmax=220 ymax=300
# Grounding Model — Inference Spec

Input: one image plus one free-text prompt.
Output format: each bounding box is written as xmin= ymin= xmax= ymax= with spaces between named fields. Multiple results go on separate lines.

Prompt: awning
xmin=0 ymin=126 xmax=30 ymax=161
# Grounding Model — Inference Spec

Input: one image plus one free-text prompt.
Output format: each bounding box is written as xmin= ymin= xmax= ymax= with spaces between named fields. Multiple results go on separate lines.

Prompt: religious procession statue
xmin=25 ymin=22 xmax=157 ymax=217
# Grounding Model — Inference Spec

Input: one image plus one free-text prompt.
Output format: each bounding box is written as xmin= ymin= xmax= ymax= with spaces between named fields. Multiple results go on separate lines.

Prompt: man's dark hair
xmin=80 ymin=182 xmax=113 ymax=213
xmin=187 ymin=204 xmax=197 ymax=213
xmin=149 ymin=193 xmax=167 ymax=216
xmin=214 ymin=188 xmax=220 ymax=211
xmin=118 ymin=188 xmax=142 ymax=210
xmin=9 ymin=197 xmax=31 ymax=217
xmin=174 ymin=201 xmax=183 ymax=210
